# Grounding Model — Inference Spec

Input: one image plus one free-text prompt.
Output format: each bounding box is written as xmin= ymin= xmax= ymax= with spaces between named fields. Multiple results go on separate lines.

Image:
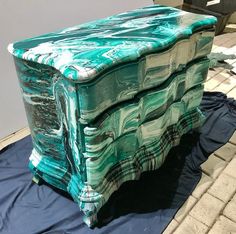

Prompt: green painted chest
xmin=8 ymin=5 xmax=216 ymax=226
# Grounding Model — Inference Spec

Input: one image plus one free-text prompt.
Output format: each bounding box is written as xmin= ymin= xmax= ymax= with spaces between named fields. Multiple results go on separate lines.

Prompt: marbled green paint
xmin=9 ymin=5 xmax=216 ymax=123
xmin=14 ymin=55 xmax=207 ymax=225
xmin=9 ymin=5 xmax=216 ymax=122
xmin=83 ymin=59 xmax=209 ymax=156
xmin=30 ymin=108 xmax=204 ymax=226
xmin=76 ymin=30 xmax=214 ymax=122
xmin=85 ymin=86 xmax=204 ymax=186
xmin=11 ymin=29 xmax=215 ymax=123
xmin=8 ymin=5 xmax=216 ymax=83
xmin=8 ymin=5 xmax=216 ymax=226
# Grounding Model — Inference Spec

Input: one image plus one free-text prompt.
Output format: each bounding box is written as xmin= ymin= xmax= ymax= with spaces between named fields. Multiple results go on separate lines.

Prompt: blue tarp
xmin=0 ymin=92 xmax=236 ymax=234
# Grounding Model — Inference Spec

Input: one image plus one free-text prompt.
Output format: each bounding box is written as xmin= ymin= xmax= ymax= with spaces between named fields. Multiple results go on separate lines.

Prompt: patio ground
xmin=164 ymin=25 xmax=236 ymax=234
xmin=1 ymin=25 xmax=236 ymax=234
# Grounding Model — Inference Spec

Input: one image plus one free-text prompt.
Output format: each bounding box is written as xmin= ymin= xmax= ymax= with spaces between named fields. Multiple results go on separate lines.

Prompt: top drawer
xmin=9 ymin=5 xmax=217 ymax=123
xmin=8 ymin=5 xmax=216 ymax=83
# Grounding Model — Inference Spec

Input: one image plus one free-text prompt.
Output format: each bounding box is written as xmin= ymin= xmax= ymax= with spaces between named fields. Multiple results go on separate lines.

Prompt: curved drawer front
xmin=14 ymin=31 xmax=212 ymax=127
xmin=85 ymin=86 xmax=204 ymax=186
xmin=83 ymin=59 xmax=208 ymax=154
xmin=77 ymin=32 xmax=213 ymax=122
xmin=9 ymin=4 xmax=216 ymax=227
xmin=29 ymin=107 xmax=204 ymax=226
xmin=9 ymin=5 xmax=216 ymax=124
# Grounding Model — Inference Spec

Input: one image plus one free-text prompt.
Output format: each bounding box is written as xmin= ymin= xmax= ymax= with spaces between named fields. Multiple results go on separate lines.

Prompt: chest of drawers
xmin=9 ymin=5 xmax=216 ymax=226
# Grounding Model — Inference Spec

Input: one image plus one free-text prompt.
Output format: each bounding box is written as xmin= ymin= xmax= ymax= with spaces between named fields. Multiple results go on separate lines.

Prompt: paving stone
xmin=223 ymin=199 xmax=236 ymax=222
xmin=204 ymin=84 xmax=212 ymax=92
xmin=208 ymin=215 xmax=236 ymax=234
xmin=192 ymin=173 xmax=213 ymax=199
xmin=204 ymin=72 xmax=230 ymax=91
xmin=189 ymin=193 xmax=224 ymax=227
xmin=229 ymin=131 xmax=236 ymax=145
xmin=224 ymin=157 xmax=236 ymax=179
xmin=207 ymin=67 xmax=224 ymax=80
xmin=163 ymin=219 xmax=178 ymax=234
xmin=214 ymin=36 xmax=236 ymax=48
xmin=174 ymin=216 xmax=208 ymax=234
xmin=208 ymin=173 xmax=236 ymax=203
xmin=212 ymin=44 xmax=229 ymax=52
xmin=223 ymin=36 xmax=236 ymax=48
xmin=0 ymin=127 xmax=30 ymax=149
xmin=175 ymin=196 xmax=197 ymax=222
xmin=227 ymin=88 xmax=236 ymax=99
xmin=232 ymin=193 xmax=236 ymax=202
xmin=207 ymin=69 xmax=216 ymax=79
xmin=201 ymin=154 xmax=227 ymax=179
xmin=213 ymin=32 xmax=236 ymax=46
xmin=214 ymin=143 xmax=236 ymax=162
xmin=214 ymin=76 xmax=236 ymax=94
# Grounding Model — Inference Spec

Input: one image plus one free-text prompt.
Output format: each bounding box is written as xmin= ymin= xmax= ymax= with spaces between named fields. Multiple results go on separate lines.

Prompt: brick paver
xmin=224 ymin=158 xmax=236 ymax=179
xmin=189 ymin=193 xmax=224 ymax=227
xmin=204 ymin=72 xmax=231 ymax=91
xmin=163 ymin=220 xmax=179 ymax=234
xmin=208 ymin=173 xmax=236 ymax=203
xmin=163 ymin=30 xmax=236 ymax=233
xmin=175 ymin=196 xmax=197 ymax=222
xmin=223 ymin=199 xmax=236 ymax=222
xmin=214 ymin=142 xmax=236 ymax=161
xmin=227 ymin=88 xmax=236 ymax=99
xmin=192 ymin=173 xmax=213 ymax=199
xmin=230 ymin=131 xmax=236 ymax=145
xmin=208 ymin=216 xmax=236 ymax=234
xmin=0 ymin=127 xmax=30 ymax=150
xmin=201 ymin=154 xmax=227 ymax=179
xmin=214 ymin=75 xmax=236 ymax=93
xmin=174 ymin=216 xmax=208 ymax=234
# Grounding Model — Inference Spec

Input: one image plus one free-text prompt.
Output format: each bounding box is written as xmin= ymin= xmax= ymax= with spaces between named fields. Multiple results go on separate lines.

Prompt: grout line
xmin=221 ymin=214 xmax=236 ymax=225
xmin=213 ymin=152 xmax=229 ymax=162
xmin=206 ymin=69 xmax=224 ymax=82
xmin=188 ymin=193 xmax=225 ymax=233
xmin=163 ymin=31 xmax=236 ymax=234
xmin=229 ymin=139 xmax=236 ymax=146
xmin=206 ymin=190 xmax=236 ymax=233
xmin=226 ymin=85 xmax=236 ymax=95
xmin=190 ymin=155 xmax=236 ymax=233
xmin=172 ymin=133 xmax=236 ymax=232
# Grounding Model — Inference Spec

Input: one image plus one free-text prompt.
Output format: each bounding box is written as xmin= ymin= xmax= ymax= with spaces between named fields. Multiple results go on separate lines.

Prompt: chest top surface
xmin=8 ymin=5 xmax=217 ymax=83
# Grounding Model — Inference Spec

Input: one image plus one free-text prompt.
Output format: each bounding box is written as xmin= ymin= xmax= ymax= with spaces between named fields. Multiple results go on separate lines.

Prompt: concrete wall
xmin=0 ymin=0 xmax=152 ymax=139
